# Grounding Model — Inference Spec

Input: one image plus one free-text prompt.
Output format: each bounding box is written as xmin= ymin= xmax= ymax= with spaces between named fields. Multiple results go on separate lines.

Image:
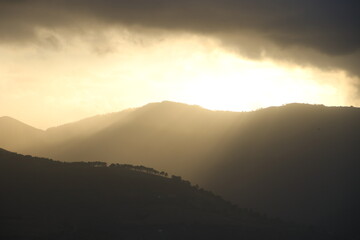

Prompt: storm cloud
xmin=1 ymin=0 xmax=359 ymax=76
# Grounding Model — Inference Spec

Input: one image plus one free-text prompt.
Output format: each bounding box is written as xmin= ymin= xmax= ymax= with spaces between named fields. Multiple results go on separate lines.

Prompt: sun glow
xmin=170 ymin=50 xmax=353 ymax=112
xmin=0 ymin=31 xmax=358 ymax=128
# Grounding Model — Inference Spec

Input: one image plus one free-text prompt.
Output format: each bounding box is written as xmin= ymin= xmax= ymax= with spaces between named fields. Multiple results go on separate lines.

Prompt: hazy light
xmin=0 ymin=30 xmax=358 ymax=128
xmin=171 ymin=52 xmax=354 ymax=111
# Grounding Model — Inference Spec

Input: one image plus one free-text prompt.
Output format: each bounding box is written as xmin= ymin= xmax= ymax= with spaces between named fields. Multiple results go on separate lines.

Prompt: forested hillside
xmin=0 ymin=148 xmax=333 ymax=240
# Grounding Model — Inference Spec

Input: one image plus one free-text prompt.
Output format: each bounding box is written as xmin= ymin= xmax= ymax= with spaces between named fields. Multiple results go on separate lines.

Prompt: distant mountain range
xmin=1 ymin=101 xmax=359 ymax=237
xmin=0 ymin=148 xmax=333 ymax=240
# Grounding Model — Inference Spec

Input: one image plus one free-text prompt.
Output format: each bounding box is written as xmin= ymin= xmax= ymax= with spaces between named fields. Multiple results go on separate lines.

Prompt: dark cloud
xmin=1 ymin=0 xmax=359 ymax=76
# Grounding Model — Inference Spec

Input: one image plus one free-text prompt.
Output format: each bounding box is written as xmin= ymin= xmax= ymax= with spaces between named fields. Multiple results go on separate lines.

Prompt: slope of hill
xmin=201 ymin=104 xmax=360 ymax=234
xmin=1 ymin=101 xmax=359 ymax=238
xmin=32 ymin=101 xmax=238 ymax=178
xmin=0 ymin=116 xmax=45 ymax=151
xmin=0 ymin=148 xmax=331 ymax=240
xmin=45 ymin=108 xmax=135 ymax=143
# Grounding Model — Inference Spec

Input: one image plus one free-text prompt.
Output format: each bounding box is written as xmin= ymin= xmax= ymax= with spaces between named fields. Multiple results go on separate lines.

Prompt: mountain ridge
xmin=1 ymin=101 xmax=359 ymax=235
xmin=1 ymin=102 xmax=358 ymax=132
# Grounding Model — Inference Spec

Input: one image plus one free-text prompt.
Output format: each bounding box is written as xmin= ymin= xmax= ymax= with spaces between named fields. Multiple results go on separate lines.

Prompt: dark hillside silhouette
xmin=1 ymin=102 xmax=359 ymax=238
xmin=201 ymin=104 xmax=360 ymax=237
xmin=0 ymin=148 xmax=333 ymax=240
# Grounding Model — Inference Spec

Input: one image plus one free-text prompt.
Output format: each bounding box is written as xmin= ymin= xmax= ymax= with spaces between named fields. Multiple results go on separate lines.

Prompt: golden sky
xmin=0 ymin=1 xmax=359 ymax=129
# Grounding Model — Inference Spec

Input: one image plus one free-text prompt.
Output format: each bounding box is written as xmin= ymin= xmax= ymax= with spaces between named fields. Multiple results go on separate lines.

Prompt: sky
xmin=0 ymin=0 xmax=359 ymax=129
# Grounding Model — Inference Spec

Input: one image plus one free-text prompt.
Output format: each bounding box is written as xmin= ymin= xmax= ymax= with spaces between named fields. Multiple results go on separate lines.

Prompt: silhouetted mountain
xmin=0 ymin=148 xmax=331 ymax=240
xmin=202 ymin=103 xmax=360 ymax=237
xmin=1 ymin=102 xmax=359 ymax=238
xmin=31 ymin=102 xmax=237 ymax=178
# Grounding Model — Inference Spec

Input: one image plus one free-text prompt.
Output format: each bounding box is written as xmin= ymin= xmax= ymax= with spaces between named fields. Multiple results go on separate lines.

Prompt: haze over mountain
xmin=1 ymin=101 xmax=359 ymax=237
xmin=2 ymin=0 xmax=359 ymax=238
xmin=0 ymin=116 xmax=44 ymax=151
xmin=1 ymin=148 xmax=333 ymax=240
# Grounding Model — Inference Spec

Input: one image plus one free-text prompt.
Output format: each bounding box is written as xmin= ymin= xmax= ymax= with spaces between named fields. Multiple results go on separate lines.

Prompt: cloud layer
xmin=1 ymin=0 xmax=359 ymax=76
